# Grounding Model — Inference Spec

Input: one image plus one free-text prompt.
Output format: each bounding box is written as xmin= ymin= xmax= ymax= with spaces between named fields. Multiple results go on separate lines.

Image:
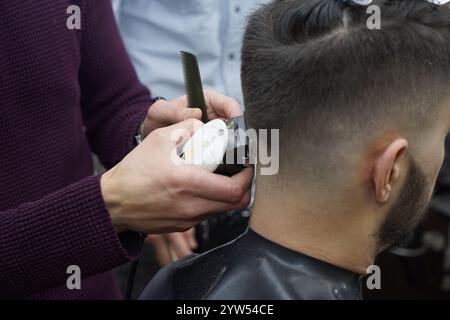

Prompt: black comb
xmin=181 ymin=51 xmax=209 ymax=123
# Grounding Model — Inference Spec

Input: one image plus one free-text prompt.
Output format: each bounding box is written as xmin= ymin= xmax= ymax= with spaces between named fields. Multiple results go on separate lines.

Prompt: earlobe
xmin=373 ymin=138 xmax=409 ymax=204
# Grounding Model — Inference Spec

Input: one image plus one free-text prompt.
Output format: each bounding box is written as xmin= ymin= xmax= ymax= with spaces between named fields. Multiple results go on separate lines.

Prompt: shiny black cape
xmin=140 ymin=229 xmax=362 ymax=300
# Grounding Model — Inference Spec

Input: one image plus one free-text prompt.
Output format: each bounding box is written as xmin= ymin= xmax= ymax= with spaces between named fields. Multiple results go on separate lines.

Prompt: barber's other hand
xmin=141 ymin=90 xmax=242 ymax=139
xmin=101 ymin=118 xmax=253 ymax=234
xmin=145 ymin=228 xmax=197 ymax=266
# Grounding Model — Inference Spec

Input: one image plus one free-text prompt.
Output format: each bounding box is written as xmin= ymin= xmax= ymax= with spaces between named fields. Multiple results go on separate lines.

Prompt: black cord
xmin=125 ymin=259 xmax=140 ymax=300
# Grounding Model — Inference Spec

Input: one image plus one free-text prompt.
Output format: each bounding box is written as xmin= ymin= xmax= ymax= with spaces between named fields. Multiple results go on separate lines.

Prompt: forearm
xmin=0 ymin=175 xmax=142 ymax=299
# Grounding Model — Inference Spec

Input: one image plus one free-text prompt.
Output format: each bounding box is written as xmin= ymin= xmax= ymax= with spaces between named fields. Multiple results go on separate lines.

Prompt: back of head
xmin=242 ymin=0 xmax=450 ymax=183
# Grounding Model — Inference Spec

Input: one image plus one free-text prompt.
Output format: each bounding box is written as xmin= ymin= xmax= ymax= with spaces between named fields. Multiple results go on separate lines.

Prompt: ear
xmin=373 ymin=138 xmax=409 ymax=204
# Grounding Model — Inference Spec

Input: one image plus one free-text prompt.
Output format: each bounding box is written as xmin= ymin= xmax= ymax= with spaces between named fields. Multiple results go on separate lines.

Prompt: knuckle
xmin=167 ymin=171 xmax=184 ymax=191
xmin=153 ymin=99 xmax=167 ymax=108
xmin=169 ymin=170 xmax=191 ymax=192
xmin=229 ymin=183 xmax=244 ymax=203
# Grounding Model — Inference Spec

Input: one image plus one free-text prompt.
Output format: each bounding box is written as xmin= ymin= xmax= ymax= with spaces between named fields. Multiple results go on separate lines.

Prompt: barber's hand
xmin=101 ymin=118 xmax=253 ymax=234
xmin=141 ymin=90 xmax=242 ymax=139
xmin=145 ymin=228 xmax=197 ymax=266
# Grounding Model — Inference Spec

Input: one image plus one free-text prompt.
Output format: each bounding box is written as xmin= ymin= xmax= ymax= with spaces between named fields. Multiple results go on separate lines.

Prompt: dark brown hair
xmin=242 ymin=0 xmax=450 ymax=175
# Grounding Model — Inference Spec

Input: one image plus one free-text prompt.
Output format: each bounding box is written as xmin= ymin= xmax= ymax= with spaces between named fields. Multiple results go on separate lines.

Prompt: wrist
xmin=136 ymin=96 xmax=166 ymax=144
xmin=101 ymin=169 xmax=127 ymax=234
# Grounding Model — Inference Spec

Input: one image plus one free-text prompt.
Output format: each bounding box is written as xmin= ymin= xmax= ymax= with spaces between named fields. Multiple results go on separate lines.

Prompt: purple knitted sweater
xmin=0 ymin=1 xmax=152 ymax=299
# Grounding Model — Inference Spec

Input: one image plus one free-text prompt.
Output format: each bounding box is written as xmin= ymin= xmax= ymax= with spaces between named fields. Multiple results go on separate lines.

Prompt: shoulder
xmin=140 ymin=242 xmax=233 ymax=300
xmin=139 ymin=255 xmax=198 ymax=300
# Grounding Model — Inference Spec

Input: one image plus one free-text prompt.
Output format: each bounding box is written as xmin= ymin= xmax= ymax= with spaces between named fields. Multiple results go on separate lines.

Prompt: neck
xmin=250 ymin=189 xmax=378 ymax=275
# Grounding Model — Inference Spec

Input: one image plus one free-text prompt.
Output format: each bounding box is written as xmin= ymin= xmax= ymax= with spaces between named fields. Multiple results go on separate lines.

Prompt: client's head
xmin=242 ymin=0 xmax=450 ymax=270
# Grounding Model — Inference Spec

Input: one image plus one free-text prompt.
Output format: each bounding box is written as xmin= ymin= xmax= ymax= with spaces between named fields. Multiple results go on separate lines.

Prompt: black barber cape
xmin=140 ymin=229 xmax=362 ymax=300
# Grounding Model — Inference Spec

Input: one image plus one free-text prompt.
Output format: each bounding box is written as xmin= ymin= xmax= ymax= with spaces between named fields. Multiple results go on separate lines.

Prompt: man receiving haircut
xmin=141 ymin=0 xmax=450 ymax=300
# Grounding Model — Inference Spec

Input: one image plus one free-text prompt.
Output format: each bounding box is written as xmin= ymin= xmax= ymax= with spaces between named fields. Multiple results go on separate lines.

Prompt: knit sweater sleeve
xmin=0 ymin=0 xmax=151 ymax=299
xmin=79 ymin=0 xmax=152 ymax=168
xmin=0 ymin=175 xmax=142 ymax=299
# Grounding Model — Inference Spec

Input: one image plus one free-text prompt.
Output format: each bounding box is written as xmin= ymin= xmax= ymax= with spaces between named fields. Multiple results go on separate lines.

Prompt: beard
xmin=377 ymin=158 xmax=431 ymax=251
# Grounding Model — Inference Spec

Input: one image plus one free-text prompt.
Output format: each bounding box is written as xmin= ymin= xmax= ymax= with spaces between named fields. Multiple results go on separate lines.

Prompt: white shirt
xmin=112 ymin=0 xmax=271 ymax=107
